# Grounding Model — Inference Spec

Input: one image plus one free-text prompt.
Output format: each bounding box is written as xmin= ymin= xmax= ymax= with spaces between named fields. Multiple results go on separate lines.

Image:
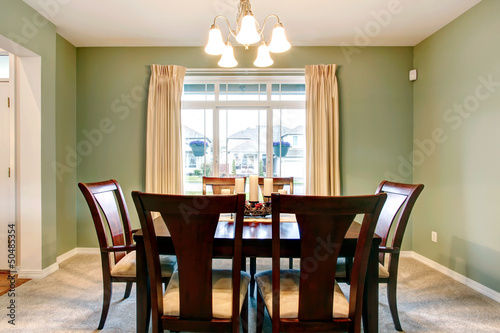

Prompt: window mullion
xmin=215 ymin=82 xmax=220 ymax=101
xmin=213 ymin=108 xmax=220 ymax=177
xmin=225 ymin=110 xmax=229 ymax=177
xmin=266 ymin=108 xmax=273 ymax=177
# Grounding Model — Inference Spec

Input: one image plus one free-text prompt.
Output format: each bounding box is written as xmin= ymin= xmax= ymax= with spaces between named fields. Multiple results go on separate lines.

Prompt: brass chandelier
xmin=204 ymin=0 xmax=291 ymax=68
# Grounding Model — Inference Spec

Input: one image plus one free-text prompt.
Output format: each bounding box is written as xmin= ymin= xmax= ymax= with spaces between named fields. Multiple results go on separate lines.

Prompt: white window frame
xmin=182 ymin=69 xmax=305 ymax=178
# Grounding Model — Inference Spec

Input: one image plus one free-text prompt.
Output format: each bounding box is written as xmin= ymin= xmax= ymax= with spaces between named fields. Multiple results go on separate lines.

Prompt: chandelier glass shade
xmin=205 ymin=0 xmax=291 ymax=68
xmin=218 ymin=42 xmax=238 ymax=68
xmin=253 ymin=42 xmax=273 ymax=67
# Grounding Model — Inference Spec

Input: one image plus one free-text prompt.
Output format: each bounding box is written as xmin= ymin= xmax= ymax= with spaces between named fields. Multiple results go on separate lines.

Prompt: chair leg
xmin=241 ymin=293 xmax=249 ymax=333
xmin=387 ymin=279 xmax=403 ymax=331
xmin=288 ymin=257 xmax=293 ymax=269
xmin=256 ymin=289 xmax=265 ymax=333
xmin=250 ymin=257 xmax=256 ymax=297
xmin=123 ymin=281 xmax=133 ymax=299
xmin=146 ymin=278 xmax=152 ymax=332
xmin=98 ymin=277 xmax=112 ymax=330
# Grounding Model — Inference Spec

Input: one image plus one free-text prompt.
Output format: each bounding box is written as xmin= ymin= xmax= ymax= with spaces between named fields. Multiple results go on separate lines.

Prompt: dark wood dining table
xmin=134 ymin=216 xmax=381 ymax=333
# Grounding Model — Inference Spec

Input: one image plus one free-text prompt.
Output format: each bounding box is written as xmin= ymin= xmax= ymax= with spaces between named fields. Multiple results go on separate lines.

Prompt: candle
xmin=235 ymin=178 xmax=245 ymax=193
xmin=221 ymin=189 xmax=231 ymax=195
xmin=278 ymin=189 xmax=288 ymax=194
xmin=263 ymin=178 xmax=273 ymax=197
xmin=249 ymin=175 xmax=259 ymax=202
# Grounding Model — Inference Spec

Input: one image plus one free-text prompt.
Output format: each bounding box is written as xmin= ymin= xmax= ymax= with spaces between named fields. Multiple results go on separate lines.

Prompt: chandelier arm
xmin=213 ymin=15 xmax=238 ymax=38
xmin=260 ymin=14 xmax=280 ymax=35
xmin=255 ymin=19 xmax=262 ymax=37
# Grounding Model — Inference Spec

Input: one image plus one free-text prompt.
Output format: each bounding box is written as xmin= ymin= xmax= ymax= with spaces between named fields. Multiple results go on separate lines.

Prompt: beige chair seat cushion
xmin=378 ymin=263 xmax=390 ymax=278
xmin=163 ymin=270 xmax=251 ymax=319
xmin=335 ymin=259 xmax=390 ymax=279
xmin=255 ymin=269 xmax=349 ymax=319
xmin=110 ymin=251 xmax=177 ymax=278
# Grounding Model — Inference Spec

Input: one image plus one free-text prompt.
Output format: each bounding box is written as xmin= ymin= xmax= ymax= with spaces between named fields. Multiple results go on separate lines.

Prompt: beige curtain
xmin=305 ymin=64 xmax=340 ymax=196
xmin=145 ymin=64 xmax=186 ymax=194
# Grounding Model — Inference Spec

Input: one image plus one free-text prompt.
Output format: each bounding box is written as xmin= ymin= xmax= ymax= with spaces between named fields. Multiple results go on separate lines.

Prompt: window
xmin=183 ymin=83 xmax=214 ymax=101
xmin=182 ymin=73 xmax=305 ymax=196
xmin=0 ymin=55 xmax=9 ymax=80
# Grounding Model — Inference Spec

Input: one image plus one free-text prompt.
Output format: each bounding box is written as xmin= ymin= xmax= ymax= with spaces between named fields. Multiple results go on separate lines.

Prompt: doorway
xmin=0 ymin=35 xmax=43 ymax=277
xmin=0 ymin=74 xmax=13 ymax=270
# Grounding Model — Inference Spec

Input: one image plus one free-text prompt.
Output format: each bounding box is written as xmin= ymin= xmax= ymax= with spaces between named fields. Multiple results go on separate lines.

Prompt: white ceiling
xmin=23 ymin=0 xmax=482 ymax=47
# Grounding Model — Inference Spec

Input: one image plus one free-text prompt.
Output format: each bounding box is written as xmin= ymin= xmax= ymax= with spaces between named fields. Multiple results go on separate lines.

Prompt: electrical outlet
xmin=431 ymin=231 xmax=437 ymax=243
xmin=409 ymin=69 xmax=418 ymax=81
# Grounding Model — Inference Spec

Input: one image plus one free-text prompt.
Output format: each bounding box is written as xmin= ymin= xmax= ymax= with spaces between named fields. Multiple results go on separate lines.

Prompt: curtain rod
xmin=186 ymin=68 xmax=305 ymax=76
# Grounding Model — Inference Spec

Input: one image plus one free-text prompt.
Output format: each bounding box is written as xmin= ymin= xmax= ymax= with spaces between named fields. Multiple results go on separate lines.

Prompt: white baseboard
xmin=56 ymin=248 xmax=78 ymax=263
xmin=17 ymin=247 xmax=500 ymax=304
xmin=400 ymin=250 xmax=414 ymax=258
xmin=18 ymin=261 xmax=59 ymax=279
xmin=402 ymin=251 xmax=500 ymax=303
xmin=17 ymin=247 xmax=99 ymax=280
xmin=74 ymin=247 xmax=100 ymax=255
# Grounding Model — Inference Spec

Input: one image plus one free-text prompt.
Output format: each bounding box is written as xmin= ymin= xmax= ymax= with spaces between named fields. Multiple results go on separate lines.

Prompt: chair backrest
xmin=258 ymin=177 xmax=294 ymax=194
xmin=374 ymin=181 xmax=424 ymax=264
xmin=132 ymin=192 xmax=246 ymax=330
xmin=202 ymin=176 xmax=246 ymax=195
xmin=270 ymin=193 xmax=386 ymax=332
xmin=78 ymin=179 xmax=133 ymax=265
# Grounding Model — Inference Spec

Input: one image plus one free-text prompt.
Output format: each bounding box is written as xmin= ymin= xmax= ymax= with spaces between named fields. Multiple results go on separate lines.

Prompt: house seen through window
xmin=181 ymin=74 xmax=306 ymax=197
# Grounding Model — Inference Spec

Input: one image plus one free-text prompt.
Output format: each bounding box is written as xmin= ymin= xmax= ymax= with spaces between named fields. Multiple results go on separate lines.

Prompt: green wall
xmin=76 ymin=46 xmax=414 ymax=247
xmin=55 ymin=34 xmax=77 ymax=256
xmin=4 ymin=0 xmax=499 ymax=293
xmin=6 ymin=0 xmax=498 ymax=294
xmin=413 ymin=0 xmax=500 ymax=292
xmin=0 ymin=0 xmax=60 ymax=268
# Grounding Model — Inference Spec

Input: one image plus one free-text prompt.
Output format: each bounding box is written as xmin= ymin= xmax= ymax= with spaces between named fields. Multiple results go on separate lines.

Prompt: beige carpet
xmin=1 ymin=254 xmax=500 ymax=332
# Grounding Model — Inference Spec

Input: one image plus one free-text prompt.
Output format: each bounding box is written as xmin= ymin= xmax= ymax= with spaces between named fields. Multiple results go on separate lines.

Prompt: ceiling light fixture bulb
xmin=218 ymin=42 xmax=238 ymax=68
xmin=205 ymin=24 xmax=226 ymax=55
xmin=268 ymin=23 xmax=291 ymax=53
xmin=253 ymin=42 xmax=274 ymax=67
xmin=236 ymin=14 xmax=261 ymax=46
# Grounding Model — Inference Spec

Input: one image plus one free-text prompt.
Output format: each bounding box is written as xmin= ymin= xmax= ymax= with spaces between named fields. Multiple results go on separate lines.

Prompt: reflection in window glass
xmin=220 ymin=83 xmax=267 ymax=101
xmin=0 ymin=55 xmax=9 ymax=79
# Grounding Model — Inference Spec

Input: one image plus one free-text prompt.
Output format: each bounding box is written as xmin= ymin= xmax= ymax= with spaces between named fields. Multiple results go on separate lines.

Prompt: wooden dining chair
xmin=202 ymin=176 xmax=246 ymax=195
xmin=337 ymin=181 xmax=424 ymax=331
xmin=78 ymin=180 xmax=177 ymax=329
xmin=257 ymin=176 xmax=294 ymax=194
xmin=132 ymin=192 xmax=250 ymax=333
xmin=255 ymin=193 xmax=386 ymax=333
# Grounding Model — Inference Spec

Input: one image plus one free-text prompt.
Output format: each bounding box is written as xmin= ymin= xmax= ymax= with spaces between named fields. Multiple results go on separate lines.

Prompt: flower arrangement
xmin=189 ymin=140 xmax=209 ymax=147
xmin=273 ymin=141 xmax=291 ymax=147
xmin=244 ymin=201 xmax=272 ymax=217
xmin=273 ymin=141 xmax=291 ymax=157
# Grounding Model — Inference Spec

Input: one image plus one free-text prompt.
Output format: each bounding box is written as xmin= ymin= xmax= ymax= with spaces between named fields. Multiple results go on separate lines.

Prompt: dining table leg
xmin=249 ymin=256 xmax=256 ymax=297
xmin=363 ymin=241 xmax=379 ymax=332
xmin=136 ymin=237 xmax=150 ymax=333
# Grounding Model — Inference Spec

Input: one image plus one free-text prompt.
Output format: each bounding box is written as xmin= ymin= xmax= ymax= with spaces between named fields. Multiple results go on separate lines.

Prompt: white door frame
xmin=0 ymin=35 xmax=43 ymax=277
xmin=0 ymin=64 xmax=13 ymax=270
